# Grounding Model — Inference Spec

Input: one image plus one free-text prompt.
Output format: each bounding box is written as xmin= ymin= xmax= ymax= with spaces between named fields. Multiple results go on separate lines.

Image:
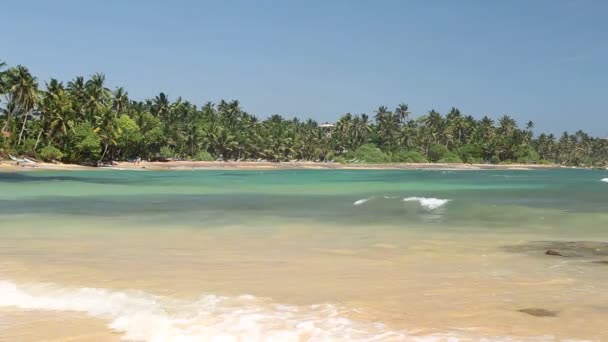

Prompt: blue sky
xmin=3 ymin=0 xmax=607 ymax=135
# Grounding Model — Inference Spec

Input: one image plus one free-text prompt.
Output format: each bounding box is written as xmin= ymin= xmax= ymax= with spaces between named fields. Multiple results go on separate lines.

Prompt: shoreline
xmin=0 ymin=159 xmax=565 ymax=172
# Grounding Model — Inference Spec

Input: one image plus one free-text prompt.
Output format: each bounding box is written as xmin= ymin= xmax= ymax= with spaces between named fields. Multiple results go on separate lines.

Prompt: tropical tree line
xmin=1 ymin=61 xmax=607 ymax=166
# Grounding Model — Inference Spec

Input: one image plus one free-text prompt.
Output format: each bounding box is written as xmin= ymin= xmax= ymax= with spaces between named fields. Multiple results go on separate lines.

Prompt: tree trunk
xmin=18 ymin=113 xmax=29 ymax=146
xmin=2 ymin=110 xmax=14 ymax=135
xmin=99 ymin=143 xmax=109 ymax=163
xmin=34 ymin=126 xmax=44 ymax=151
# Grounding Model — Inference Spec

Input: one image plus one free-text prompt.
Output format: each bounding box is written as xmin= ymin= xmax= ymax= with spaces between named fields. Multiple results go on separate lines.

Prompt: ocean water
xmin=0 ymin=169 xmax=607 ymax=341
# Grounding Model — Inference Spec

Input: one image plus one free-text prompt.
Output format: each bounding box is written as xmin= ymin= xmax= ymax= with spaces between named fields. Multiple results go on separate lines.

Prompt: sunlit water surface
xmin=1 ymin=169 xmax=607 ymax=341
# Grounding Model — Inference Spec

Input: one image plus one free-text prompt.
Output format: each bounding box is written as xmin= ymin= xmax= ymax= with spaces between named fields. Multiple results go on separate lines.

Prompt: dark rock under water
xmin=503 ymin=241 xmax=608 ymax=259
xmin=545 ymin=249 xmax=564 ymax=256
xmin=518 ymin=308 xmax=558 ymax=317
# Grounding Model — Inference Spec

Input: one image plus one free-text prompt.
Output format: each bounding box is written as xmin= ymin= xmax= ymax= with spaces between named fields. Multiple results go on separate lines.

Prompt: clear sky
xmin=3 ymin=0 xmax=607 ymax=135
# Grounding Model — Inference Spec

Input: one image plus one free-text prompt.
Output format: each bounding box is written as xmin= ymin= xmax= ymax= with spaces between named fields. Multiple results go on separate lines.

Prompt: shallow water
xmin=1 ymin=169 xmax=607 ymax=341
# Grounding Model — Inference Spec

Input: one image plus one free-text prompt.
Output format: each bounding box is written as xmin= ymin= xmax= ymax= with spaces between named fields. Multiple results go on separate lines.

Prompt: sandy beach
xmin=0 ymin=159 xmax=560 ymax=172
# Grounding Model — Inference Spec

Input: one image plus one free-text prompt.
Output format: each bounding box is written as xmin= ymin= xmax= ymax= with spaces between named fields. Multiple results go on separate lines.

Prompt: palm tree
xmin=351 ymin=114 xmax=371 ymax=150
xmin=35 ymin=79 xmax=59 ymax=149
xmin=375 ymin=106 xmax=399 ymax=154
xmin=84 ymin=73 xmax=111 ymax=121
xmin=335 ymin=113 xmax=353 ymax=153
xmin=4 ymin=60 xmax=608 ymax=166
xmin=37 ymin=79 xmax=75 ymax=149
xmin=6 ymin=66 xmax=40 ymax=146
xmin=0 ymin=61 xmax=10 ymax=135
xmin=94 ymin=106 xmax=117 ymax=162
xmin=0 ymin=60 xmax=8 ymax=96
xmin=445 ymin=107 xmax=464 ymax=148
xmin=67 ymin=76 xmax=89 ymax=123
xmin=112 ymin=87 xmax=129 ymax=115
xmin=395 ymin=103 xmax=410 ymax=124
xmin=421 ymin=110 xmax=444 ymax=152
xmin=526 ymin=120 xmax=534 ymax=131
xmin=151 ymin=93 xmax=171 ymax=121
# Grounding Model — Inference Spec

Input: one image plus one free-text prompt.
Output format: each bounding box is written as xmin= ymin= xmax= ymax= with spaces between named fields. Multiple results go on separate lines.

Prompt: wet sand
xmin=0 ymin=310 xmax=117 ymax=342
xmin=2 ymin=222 xmax=607 ymax=341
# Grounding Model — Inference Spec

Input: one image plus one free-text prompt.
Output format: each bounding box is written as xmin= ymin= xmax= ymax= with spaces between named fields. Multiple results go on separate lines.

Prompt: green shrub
xmin=333 ymin=156 xmax=347 ymax=164
xmin=539 ymin=159 xmax=553 ymax=165
xmin=65 ymin=123 xmax=101 ymax=162
xmin=394 ymin=150 xmax=428 ymax=163
xmin=490 ymin=155 xmax=501 ymax=164
xmin=16 ymin=138 xmax=37 ymax=156
xmin=350 ymin=144 xmax=389 ymax=163
xmin=467 ymin=156 xmax=483 ymax=164
xmin=114 ymin=114 xmax=142 ymax=156
xmin=427 ymin=144 xmax=448 ymax=162
xmin=326 ymin=151 xmax=337 ymax=161
xmin=514 ymin=146 xmax=540 ymax=164
xmin=158 ymin=146 xmax=175 ymax=160
xmin=438 ymin=152 xmax=463 ymax=163
xmin=194 ymin=150 xmax=214 ymax=161
xmin=38 ymin=145 xmax=63 ymax=161
xmin=458 ymin=144 xmax=482 ymax=163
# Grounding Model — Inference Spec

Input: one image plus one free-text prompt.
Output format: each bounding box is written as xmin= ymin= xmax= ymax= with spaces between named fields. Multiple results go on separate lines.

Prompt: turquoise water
xmin=1 ymin=169 xmax=608 ymax=341
xmin=1 ymin=169 xmax=607 ymax=231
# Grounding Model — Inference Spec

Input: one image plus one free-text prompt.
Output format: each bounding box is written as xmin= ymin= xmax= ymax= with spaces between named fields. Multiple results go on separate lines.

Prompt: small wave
xmin=0 ymin=279 xmax=574 ymax=341
xmin=353 ymin=198 xmax=371 ymax=206
xmin=0 ymin=279 xmax=413 ymax=341
xmin=402 ymin=197 xmax=450 ymax=210
xmin=601 ymin=178 xmax=608 ymax=183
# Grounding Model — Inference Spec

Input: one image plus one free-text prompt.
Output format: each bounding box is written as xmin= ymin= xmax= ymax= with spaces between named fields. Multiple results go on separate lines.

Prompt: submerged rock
xmin=545 ymin=249 xmax=564 ymax=256
xmin=518 ymin=308 xmax=558 ymax=317
xmin=504 ymin=241 xmax=608 ymax=259
xmin=591 ymin=260 xmax=608 ymax=265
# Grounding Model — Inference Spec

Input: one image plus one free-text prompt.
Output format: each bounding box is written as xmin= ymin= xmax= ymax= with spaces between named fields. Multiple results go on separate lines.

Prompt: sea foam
xmin=353 ymin=198 xmax=371 ymax=206
xmin=601 ymin=178 xmax=608 ymax=183
xmin=402 ymin=197 xmax=450 ymax=210
xmin=0 ymin=279 xmax=571 ymax=341
xmin=0 ymin=279 xmax=409 ymax=342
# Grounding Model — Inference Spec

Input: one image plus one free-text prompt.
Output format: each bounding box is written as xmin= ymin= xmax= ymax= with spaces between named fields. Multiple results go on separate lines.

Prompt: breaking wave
xmin=402 ymin=197 xmax=450 ymax=210
xmin=0 ymin=279 xmax=577 ymax=341
xmin=0 ymin=279 xmax=413 ymax=342
xmin=601 ymin=178 xmax=608 ymax=183
xmin=353 ymin=198 xmax=371 ymax=206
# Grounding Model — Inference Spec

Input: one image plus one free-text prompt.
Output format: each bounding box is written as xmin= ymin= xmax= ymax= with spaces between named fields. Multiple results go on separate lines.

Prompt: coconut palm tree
xmin=94 ymin=106 xmax=117 ymax=162
xmin=0 ymin=60 xmax=8 ymax=96
xmin=0 ymin=61 xmax=10 ymax=136
xmin=395 ymin=103 xmax=410 ymax=124
xmin=6 ymin=66 xmax=40 ymax=145
xmin=3 ymin=60 xmax=608 ymax=166
xmin=112 ymin=87 xmax=129 ymax=115
xmin=375 ymin=106 xmax=400 ymax=154
xmin=35 ymin=79 xmax=72 ymax=150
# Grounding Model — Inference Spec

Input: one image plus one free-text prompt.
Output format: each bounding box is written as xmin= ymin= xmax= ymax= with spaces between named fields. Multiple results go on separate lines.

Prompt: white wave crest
xmin=0 ymin=279 xmax=411 ymax=342
xmin=601 ymin=178 xmax=608 ymax=183
xmin=353 ymin=198 xmax=371 ymax=206
xmin=402 ymin=197 xmax=450 ymax=210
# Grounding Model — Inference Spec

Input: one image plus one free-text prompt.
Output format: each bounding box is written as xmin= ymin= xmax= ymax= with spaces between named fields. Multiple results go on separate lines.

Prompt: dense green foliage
xmin=1 ymin=61 xmax=607 ymax=166
xmin=38 ymin=145 xmax=63 ymax=161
